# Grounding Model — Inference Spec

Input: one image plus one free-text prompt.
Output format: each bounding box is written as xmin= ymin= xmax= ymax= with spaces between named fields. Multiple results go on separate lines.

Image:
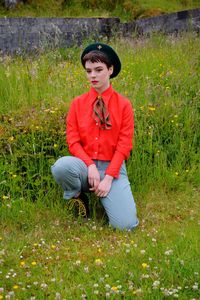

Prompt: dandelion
xmin=53 ymin=144 xmax=58 ymax=148
xmin=2 ymin=195 xmax=9 ymax=200
xmin=31 ymin=261 xmax=37 ymax=266
xmin=20 ymin=261 xmax=25 ymax=267
xmin=148 ymin=106 xmax=156 ymax=111
xmin=95 ymin=258 xmax=103 ymax=266
xmin=51 ymin=245 xmax=56 ymax=249
xmin=13 ymin=285 xmax=19 ymax=289
xmin=111 ymin=286 xmax=118 ymax=292
xmin=8 ymin=136 xmax=14 ymax=142
xmin=142 ymin=263 xmax=148 ymax=269
xmin=0 ymin=296 xmax=3 ymax=300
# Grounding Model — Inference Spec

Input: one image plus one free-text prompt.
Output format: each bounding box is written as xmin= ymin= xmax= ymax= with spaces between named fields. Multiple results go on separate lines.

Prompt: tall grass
xmin=0 ymin=33 xmax=199 ymax=199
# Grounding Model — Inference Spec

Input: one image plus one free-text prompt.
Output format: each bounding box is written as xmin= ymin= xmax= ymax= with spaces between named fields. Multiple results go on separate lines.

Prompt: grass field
xmin=0 ymin=33 xmax=200 ymax=299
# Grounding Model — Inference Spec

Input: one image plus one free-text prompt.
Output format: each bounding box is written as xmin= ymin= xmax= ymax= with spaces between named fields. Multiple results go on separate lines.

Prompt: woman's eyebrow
xmin=86 ymin=66 xmax=103 ymax=71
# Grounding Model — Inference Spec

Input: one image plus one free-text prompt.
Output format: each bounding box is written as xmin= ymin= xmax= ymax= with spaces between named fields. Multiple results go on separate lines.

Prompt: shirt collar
xmin=89 ymin=85 xmax=114 ymax=104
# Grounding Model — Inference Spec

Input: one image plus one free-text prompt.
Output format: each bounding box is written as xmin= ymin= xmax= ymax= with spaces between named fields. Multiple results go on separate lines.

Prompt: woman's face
xmin=85 ymin=61 xmax=113 ymax=94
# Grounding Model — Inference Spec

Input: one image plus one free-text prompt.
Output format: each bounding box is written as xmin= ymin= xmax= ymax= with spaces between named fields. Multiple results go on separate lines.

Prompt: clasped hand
xmin=88 ymin=164 xmax=113 ymax=198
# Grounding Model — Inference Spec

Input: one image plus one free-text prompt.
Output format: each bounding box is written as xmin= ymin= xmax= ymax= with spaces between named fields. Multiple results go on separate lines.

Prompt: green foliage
xmin=0 ymin=0 xmax=199 ymax=19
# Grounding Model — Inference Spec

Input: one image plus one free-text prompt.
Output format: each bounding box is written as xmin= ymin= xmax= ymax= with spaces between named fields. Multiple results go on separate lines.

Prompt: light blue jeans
xmin=51 ymin=156 xmax=139 ymax=230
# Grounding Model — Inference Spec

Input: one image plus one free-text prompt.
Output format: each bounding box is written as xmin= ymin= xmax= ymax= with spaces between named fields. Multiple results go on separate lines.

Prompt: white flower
xmin=164 ymin=249 xmax=173 ymax=256
xmin=152 ymin=280 xmax=160 ymax=288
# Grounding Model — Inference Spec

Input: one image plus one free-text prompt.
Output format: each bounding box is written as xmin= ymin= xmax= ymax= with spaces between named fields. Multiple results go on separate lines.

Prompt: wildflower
xmin=13 ymin=285 xmax=19 ymax=289
xmin=0 ymin=237 xmax=2 ymax=241
xmin=148 ymin=106 xmax=156 ymax=111
xmin=152 ymin=280 xmax=160 ymax=288
xmin=94 ymin=290 xmax=99 ymax=295
xmin=8 ymin=136 xmax=14 ymax=142
xmin=164 ymin=249 xmax=173 ymax=256
xmin=12 ymin=174 xmax=17 ymax=178
xmin=95 ymin=258 xmax=103 ymax=266
xmin=105 ymin=284 xmax=110 ymax=290
xmin=31 ymin=261 xmax=37 ymax=266
xmin=53 ymin=144 xmax=58 ymax=148
xmin=111 ymin=286 xmax=118 ymax=292
xmin=74 ymin=260 xmax=81 ymax=266
xmin=20 ymin=261 xmax=25 ymax=267
xmin=0 ymin=288 xmax=4 ymax=293
xmin=0 ymin=296 xmax=3 ymax=300
xmin=84 ymin=266 xmax=89 ymax=273
xmin=140 ymin=250 xmax=146 ymax=254
xmin=175 ymin=172 xmax=179 ymax=176
xmin=2 ymin=195 xmax=9 ymax=200
xmin=41 ymin=283 xmax=48 ymax=289
xmin=55 ymin=293 xmax=61 ymax=300
xmin=142 ymin=263 xmax=148 ymax=269
xmin=192 ymin=283 xmax=198 ymax=290
xmin=51 ymin=245 xmax=56 ymax=249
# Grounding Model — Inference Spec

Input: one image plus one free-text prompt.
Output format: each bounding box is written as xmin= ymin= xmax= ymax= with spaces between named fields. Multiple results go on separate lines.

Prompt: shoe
xmin=79 ymin=192 xmax=90 ymax=218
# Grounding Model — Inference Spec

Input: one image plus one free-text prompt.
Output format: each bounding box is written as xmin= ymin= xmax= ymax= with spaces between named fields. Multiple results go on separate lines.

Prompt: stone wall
xmin=0 ymin=8 xmax=199 ymax=55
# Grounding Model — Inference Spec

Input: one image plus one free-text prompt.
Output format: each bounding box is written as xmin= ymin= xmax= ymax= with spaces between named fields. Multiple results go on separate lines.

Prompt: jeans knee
xmin=51 ymin=157 xmax=69 ymax=181
xmin=109 ymin=215 xmax=139 ymax=231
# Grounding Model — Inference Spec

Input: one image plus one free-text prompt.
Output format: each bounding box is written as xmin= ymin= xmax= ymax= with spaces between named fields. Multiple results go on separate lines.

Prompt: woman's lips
xmin=91 ymin=81 xmax=98 ymax=84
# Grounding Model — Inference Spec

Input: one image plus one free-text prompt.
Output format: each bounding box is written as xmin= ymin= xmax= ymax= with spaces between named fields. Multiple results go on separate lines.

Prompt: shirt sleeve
xmin=66 ymin=101 xmax=94 ymax=166
xmin=105 ymin=101 xmax=134 ymax=178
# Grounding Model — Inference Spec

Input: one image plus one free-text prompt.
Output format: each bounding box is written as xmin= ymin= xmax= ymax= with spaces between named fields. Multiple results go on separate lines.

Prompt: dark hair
xmin=82 ymin=50 xmax=112 ymax=69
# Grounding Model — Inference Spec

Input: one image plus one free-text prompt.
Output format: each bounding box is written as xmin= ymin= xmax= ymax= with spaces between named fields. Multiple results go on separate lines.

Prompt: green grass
xmin=0 ymin=0 xmax=200 ymax=20
xmin=0 ymin=33 xmax=200 ymax=298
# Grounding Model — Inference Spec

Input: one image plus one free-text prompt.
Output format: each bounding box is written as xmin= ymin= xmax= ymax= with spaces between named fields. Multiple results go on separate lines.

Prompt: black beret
xmin=81 ymin=43 xmax=121 ymax=78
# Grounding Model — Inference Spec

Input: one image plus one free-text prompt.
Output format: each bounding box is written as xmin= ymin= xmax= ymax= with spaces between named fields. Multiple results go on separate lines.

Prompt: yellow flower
xmin=31 ymin=261 xmax=37 ymax=266
xmin=111 ymin=286 xmax=118 ymax=291
xmin=51 ymin=245 xmax=56 ymax=249
xmin=20 ymin=261 xmax=25 ymax=267
xmin=2 ymin=195 xmax=9 ymax=200
xmin=95 ymin=258 xmax=103 ymax=266
xmin=142 ymin=263 xmax=148 ymax=269
xmin=0 ymin=237 xmax=2 ymax=241
xmin=53 ymin=144 xmax=58 ymax=148
xmin=8 ymin=136 xmax=14 ymax=142
xmin=13 ymin=285 xmax=19 ymax=289
xmin=148 ymin=106 xmax=156 ymax=111
xmin=12 ymin=174 xmax=17 ymax=178
xmin=0 ymin=295 xmax=3 ymax=299
xmin=175 ymin=172 xmax=179 ymax=176
xmin=33 ymin=243 xmax=38 ymax=247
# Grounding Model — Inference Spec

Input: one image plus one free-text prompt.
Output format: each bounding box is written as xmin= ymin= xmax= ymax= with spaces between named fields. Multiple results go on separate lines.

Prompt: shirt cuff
xmin=105 ymin=151 xmax=125 ymax=178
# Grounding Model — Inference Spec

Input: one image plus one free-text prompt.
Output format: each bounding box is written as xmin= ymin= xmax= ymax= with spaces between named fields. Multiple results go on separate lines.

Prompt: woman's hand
xmin=95 ymin=175 xmax=113 ymax=198
xmin=88 ymin=164 xmax=100 ymax=190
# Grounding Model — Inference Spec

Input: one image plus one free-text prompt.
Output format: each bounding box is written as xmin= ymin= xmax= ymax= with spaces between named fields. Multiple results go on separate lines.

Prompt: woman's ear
xmin=109 ymin=66 xmax=114 ymax=77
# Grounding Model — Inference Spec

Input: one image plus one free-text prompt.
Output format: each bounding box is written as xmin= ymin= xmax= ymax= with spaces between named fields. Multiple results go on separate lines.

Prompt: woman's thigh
xmin=100 ymin=171 xmax=138 ymax=230
xmin=51 ymin=156 xmax=89 ymax=199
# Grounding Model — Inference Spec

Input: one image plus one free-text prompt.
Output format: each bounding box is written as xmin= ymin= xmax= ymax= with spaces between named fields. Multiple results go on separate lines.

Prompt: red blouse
xmin=66 ymin=85 xmax=134 ymax=178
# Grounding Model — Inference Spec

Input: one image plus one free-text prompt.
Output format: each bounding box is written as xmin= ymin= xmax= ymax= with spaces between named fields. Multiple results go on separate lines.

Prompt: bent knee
xmin=109 ymin=215 xmax=139 ymax=231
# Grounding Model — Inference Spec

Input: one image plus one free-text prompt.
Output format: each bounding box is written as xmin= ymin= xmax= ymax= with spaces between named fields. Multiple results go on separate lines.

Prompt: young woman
xmin=51 ymin=43 xmax=139 ymax=230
